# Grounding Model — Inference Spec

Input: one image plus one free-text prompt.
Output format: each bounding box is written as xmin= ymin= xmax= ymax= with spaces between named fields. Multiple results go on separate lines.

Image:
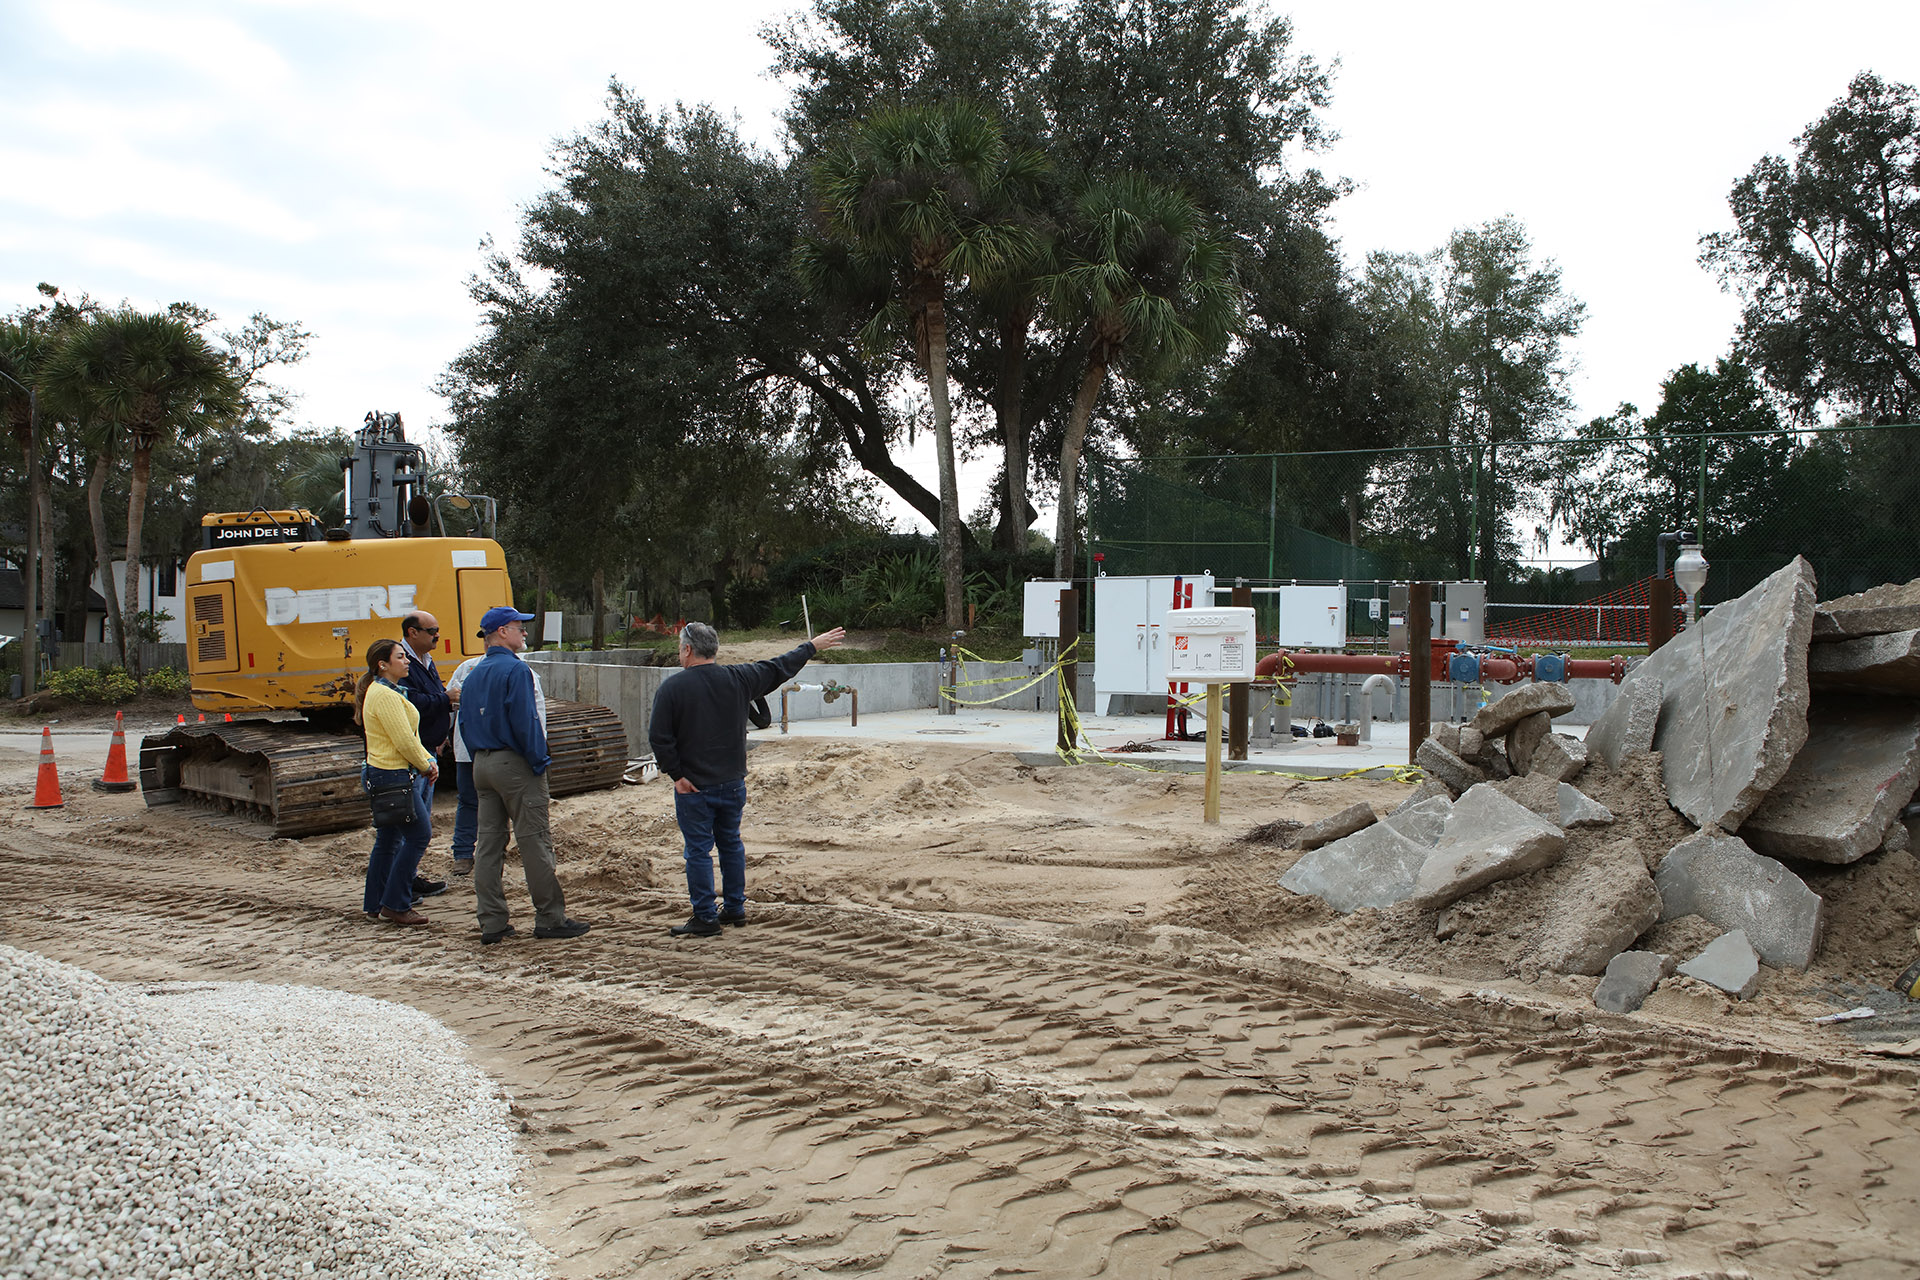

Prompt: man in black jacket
xmin=649 ymin=621 xmax=845 ymax=937
xmin=398 ymin=610 xmax=451 ymax=900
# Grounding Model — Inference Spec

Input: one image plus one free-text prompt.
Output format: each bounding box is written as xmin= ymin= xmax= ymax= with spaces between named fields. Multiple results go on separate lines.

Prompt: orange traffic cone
xmin=93 ymin=711 xmax=136 ymax=793
xmin=196 ymin=714 xmax=206 ymax=723
xmin=223 ymin=713 xmax=232 ymax=722
xmin=28 ymin=727 xmax=63 ymax=809
xmin=176 ymin=713 xmax=186 ymax=725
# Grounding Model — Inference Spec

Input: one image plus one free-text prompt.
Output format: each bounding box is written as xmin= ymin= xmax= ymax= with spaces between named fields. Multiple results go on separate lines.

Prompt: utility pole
xmin=0 ymin=367 xmax=37 ymax=695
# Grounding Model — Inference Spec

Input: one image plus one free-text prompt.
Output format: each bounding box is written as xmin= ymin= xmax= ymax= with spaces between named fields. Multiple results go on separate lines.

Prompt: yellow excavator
xmin=138 ymin=412 xmax=627 ymax=836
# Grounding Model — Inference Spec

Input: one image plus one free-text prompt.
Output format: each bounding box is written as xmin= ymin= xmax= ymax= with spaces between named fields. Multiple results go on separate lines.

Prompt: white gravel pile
xmin=0 ymin=945 xmax=550 ymax=1279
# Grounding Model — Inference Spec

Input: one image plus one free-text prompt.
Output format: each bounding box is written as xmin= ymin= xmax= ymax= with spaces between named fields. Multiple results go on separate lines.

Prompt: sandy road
xmin=3 ymin=793 xmax=1917 ymax=1280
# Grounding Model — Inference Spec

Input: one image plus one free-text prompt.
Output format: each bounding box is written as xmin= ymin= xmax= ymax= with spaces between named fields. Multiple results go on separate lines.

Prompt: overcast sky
xmin=6 ymin=0 xmax=1919 ymax=534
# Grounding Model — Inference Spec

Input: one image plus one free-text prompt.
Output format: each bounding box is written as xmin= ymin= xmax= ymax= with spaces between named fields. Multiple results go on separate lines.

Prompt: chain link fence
xmin=1085 ymin=425 xmax=1920 ymax=640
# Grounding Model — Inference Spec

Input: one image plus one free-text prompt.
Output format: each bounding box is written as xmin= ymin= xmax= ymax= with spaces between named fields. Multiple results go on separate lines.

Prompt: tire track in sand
xmin=0 ymin=828 xmax=1915 ymax=1277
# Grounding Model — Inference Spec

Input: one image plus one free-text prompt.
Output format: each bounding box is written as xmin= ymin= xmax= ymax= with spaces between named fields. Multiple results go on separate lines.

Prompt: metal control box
xmin=1023 ymin=580 xmax=1070 ymax=637
xmin=1163 ymin=607 xmax=1257 ymax=683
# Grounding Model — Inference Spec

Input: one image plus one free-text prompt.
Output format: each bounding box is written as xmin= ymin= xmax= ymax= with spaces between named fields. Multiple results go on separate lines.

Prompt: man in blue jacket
xmin=462 ymin=605 xmax=590 ymax=945
xmin=649 ymin=621 xmax=845 ymax=937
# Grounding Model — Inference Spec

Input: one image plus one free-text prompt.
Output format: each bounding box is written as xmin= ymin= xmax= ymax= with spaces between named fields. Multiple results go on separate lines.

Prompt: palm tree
xmin=47 ymin=311 xmax=241 ymax=669
xmin=1045 ymin=175 xmax=1240 ymax=579
xmin=808 ymin=101 xmax=1043 ymax=628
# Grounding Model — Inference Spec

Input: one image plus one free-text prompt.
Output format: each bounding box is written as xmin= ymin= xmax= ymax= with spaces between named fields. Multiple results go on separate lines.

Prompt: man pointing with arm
xmin=649 ymin=622 xmax=846 ymax=937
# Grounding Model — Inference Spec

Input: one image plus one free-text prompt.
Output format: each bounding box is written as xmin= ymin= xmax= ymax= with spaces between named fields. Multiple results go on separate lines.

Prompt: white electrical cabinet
xmin=1022 ymin=580 xmax=1070 ymax=638
xmin=1274 ymin=584 xmax=1346 ymax=648
xmin=1092 ymin=573 xmax=1215 ymax=712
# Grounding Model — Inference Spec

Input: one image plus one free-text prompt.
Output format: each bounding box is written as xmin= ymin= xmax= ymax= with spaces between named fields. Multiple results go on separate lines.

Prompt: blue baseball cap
xmin=480 ymin=605 xmax=536 ymax=635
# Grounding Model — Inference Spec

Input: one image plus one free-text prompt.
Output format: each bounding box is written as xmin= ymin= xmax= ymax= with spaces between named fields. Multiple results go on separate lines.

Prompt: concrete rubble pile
xmin=1280 ymin=556 xmax=1920 ymax=1015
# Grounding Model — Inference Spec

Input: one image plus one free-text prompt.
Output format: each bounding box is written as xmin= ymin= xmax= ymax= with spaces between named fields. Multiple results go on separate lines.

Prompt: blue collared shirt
xmin=460 ymin=646 xmax=551 ymax=775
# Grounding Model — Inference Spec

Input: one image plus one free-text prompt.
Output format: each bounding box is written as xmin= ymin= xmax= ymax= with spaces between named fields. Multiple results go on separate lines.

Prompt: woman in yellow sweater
xmin=356 ymin=637 xmax=441 ymax=926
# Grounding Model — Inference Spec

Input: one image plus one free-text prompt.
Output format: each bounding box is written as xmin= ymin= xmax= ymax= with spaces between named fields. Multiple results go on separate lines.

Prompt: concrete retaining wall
xmin=523 ymin=654 xmax=1095 ymax=752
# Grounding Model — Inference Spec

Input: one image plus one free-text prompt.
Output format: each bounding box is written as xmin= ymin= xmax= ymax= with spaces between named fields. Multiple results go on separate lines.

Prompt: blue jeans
xmin=362 ymin=767 xmax=433 ymax=914
xmin=451 ymin=760 xmax=477 ymax=862
xmin=674 ymin=778 xmax=747 ymax=921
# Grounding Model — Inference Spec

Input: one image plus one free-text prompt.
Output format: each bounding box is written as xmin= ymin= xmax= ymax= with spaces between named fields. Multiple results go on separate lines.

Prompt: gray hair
xmin=679 ymin=622 xmax=719 ymax=659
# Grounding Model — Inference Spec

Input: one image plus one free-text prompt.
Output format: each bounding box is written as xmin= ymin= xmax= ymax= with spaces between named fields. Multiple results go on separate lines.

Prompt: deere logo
xmin=265 ymin=584 xmax=418 ymax=626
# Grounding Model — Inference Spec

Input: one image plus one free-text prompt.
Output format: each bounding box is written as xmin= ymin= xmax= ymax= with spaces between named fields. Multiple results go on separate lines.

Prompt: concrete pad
xmin=1557 ymin=783 xmax=1614 ymax=829
xmin=1613 ymin=558 xmax=1818 ymax=830
xmin=1655 ymin=831 xmax=1824 ymax=970
xmin=1413 ymin=783 xmax=1567 ymax=908
xmin=1383 ymin=794 xmax=1452 ymax=847
xmin=1292 ymin=801 xmax=1379 ymax=851
xmin=1585 ymin=673 xmax=1662 ymax=770
xmin=1740 ymin=694 xmax=1920 ymax=864
xmin=1507 ymin=711 xmax=1552 ymax=774
xmin=1813 ymin=576 xmax=1920 ymax=641
xmin=1534 ymin=842 xmax=1661 ymax=975
xmin=1416 ymin=737 xmax=1487 ymax=795
xmin=1279 ymin=822 xmax=1431 ymax=914
xmin=1391 ymin=779 xmax=1452 ymax=815
xmin=1528 ymin=733 xmax=1588 ymax=783
xmin=1678 ymin=930 xmax=1762 ymax=999
xmin=1808 ymin=628 xmax=1920 ymax=695
xmin=1593 ymin=950 xmax=1670 ymax=1014
xmin=1471 ymin=682 xmax=1578 ymax=738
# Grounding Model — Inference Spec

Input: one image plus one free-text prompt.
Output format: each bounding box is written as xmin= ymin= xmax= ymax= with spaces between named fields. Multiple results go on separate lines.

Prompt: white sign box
xmin=1163 ymin=607 xmax=1256 ymax=683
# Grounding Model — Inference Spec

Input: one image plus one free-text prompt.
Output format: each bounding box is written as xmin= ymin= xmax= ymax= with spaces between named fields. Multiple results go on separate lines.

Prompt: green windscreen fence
xmin=1084 ymin=426 xmax=1920 ymax=617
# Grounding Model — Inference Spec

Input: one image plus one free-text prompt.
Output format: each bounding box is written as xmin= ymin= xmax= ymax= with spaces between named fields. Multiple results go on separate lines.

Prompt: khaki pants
xmin=473 ymin=749 xmax=567 ymax=933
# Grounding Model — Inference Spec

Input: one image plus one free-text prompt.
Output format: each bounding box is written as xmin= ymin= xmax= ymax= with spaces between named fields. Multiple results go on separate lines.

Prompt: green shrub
xmin=44 ymin=664 xmax=141 ymax=704
xmin=143 ymin=666 xmax=189 ymax=696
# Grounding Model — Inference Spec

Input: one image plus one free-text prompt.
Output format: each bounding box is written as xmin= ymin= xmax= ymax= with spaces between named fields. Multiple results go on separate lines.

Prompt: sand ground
xmin=2 ymin=727 xmax=1917 ymax=1278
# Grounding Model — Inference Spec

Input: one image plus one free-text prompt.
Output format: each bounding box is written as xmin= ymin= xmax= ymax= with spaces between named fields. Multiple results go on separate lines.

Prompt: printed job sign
xmin=1164 ymin=606 xmax=1256 ymax=683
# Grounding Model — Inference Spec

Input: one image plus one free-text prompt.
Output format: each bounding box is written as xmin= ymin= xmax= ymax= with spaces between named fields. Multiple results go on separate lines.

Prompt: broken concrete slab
xmin=1291 ymin=801 xmax=1379 ymax=851
xmin=1740 ymin=694 xmax=1920 ymax=864
xmin=1813 ymin=575 xmax=1920 ymax=641
xmin=1557 ymin=783 xmax=1614 ymax=829
xmin=1534 ymin=841 xmax=1661 ymax=974
xmin=1383 ymin=794 xmax=1452 ymax=847
xmin=1678 ymin=930 xmax=1762 ymax=1000
xmin=1391 ymin=778 xmax=1452 ymax=815
xmin=1416 ymin=737 xmax=1487 ymax=795
xmin=1457 ymin=725 xmax=1487 ymax=763
xmin=1428 ymin=722 xmax=1462 ymax=755
xmin=1279 ymin=821 xmax=1431 ymax=914
xmin=1413 ymin=783 xmax=1566 ymax=909
xmin=1471 ymin=682 xmax=1579 ymax=738
xmin=1528 ymin=733 xmax=1588 ymax=783
xmin=1808 ymin=628 xmax=1920 ymax=695
xmin=1507 ymin=710 xmax=1552 ymax=775
xmin=1494 ymin=773 xmax=1561 ymax=821
xmin=1593 ymin=950 xmax=1670 ymax=1014
xmin=1483 ymin=742 xmax=1513 ymax=780
xmin=1616 ymin=558 xmax=1818 ymax=830
xmin=1585 ymin=673 xmax=1663 ymax=769
xmin=1655 ymin=831 xmax=1824 ymax=970
xmin=1883 ymin=817 xmax=1912 ymax=855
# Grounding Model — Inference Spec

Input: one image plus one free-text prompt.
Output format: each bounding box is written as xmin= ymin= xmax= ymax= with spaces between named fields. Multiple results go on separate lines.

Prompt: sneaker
xmin=533 ymin=918 xmax=592 ymax=940
xmin=669 ymin=915 xmax=722 ymax=938
xmin=719 ymin=910 xmax=749 ymax=927
xmin=379 ymin=907 xmax=429 ymax=927
xmin=452 ymin=860 xmax=474 ymax=878
xmin=481 ymin=924 xmax=517 ymax=946
xmin=413 ymin=876 xmax=449 ymax=898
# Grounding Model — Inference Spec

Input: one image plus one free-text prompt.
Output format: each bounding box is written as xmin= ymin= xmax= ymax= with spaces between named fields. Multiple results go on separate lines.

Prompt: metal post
xmin=1647 ymin=577 xmax=1676 ymax=653
xmin=1228 ymin=583 xmax=1250 ymax=760
xmin=1408 ymin=582 xmax=1432 ymax=764
xmin=1467 ymin=452 xmax=1479 ymax=581
xmin=1697 ymin=435 xmax=1708 ymax=550
xmin=1267 ymin=455 xmax=1277 ymax=580
xmin=1057 ymin=588 xmax=1079 ymax=754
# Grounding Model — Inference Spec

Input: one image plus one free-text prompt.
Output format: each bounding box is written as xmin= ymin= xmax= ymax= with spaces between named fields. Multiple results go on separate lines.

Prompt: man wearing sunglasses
xmin=398 ymin=611 xmax=452 ymax=901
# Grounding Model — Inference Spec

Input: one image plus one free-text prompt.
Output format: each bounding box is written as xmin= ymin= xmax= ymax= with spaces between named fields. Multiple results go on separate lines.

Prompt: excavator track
xmin=138 ymin=701 xmax=628 ymax=838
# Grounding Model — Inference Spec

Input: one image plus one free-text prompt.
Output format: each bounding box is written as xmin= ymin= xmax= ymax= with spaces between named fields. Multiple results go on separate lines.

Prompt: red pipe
xmin=1255 ymin=650 xmax=1408 ymax=679
xmin=1254 ymin=649 xmax=1629 ymax=685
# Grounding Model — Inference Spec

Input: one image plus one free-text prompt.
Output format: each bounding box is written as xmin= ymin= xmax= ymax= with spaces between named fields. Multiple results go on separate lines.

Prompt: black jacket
xmin=400 ymin=645 xmax=452 ymax=752
xmin=648 ymin=642 xmax=817 ymax=788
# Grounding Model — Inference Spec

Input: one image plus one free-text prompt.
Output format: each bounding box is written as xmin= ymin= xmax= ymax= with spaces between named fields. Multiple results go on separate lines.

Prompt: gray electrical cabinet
xmin=1388 ymin=581 xmax=1485 ymax=652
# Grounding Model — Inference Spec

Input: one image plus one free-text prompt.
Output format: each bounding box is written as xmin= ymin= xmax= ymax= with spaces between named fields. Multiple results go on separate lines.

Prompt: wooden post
xmin=1057 ymin=588 xmax=1079 ymax=754
xmin=1408 ymin=582 xmax=1432 ymax=765
xmin=1648 ymin=577 xmax=1676 ymax=653
xmin=1228 ymin=583 xmax=1251 ymax=761
xmin=1204 ymin=683 xmax=1223 ymax=824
